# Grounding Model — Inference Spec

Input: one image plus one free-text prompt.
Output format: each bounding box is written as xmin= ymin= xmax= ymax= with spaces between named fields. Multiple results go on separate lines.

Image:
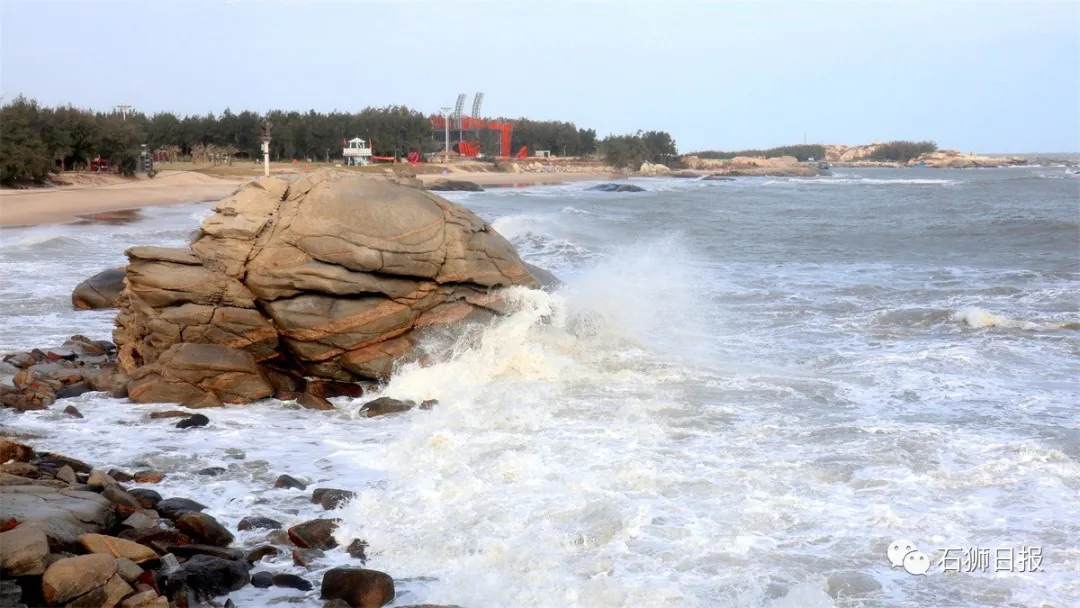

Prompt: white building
xmin=342 ymin=137 xmax=373 ymax=166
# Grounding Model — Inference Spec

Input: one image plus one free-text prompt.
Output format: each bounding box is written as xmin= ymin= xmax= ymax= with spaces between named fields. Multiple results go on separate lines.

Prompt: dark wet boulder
xmin=251 ymin=571 xmax=273 ymax=588
xmin=321 ymin=567 xmax=395 ymax=608
xmin=155 ymin=497 xmax=206 ymax=520
xmin=313 ymin=488 xmax=355 ymax=511
xmin=71 ymin=267 xmax=126 ymax=310
xmin=176 ymin=414 xmax=210 ymax=429
xmin=237 ymin=516 xmax=283 ymax=532
xmin=273 ymin=573 xmax=314 ymax=591
xmin=587 ymin=183 xmax=645 ymax=192
xmin=126 ymin=488 xmax=162 ymax=510
xmin=298 ymin=392 xmax=335 ymax=410
xmin=175 ymin=512 xmax=234 ymax=547
xmin=426 ymin=178 xmax=484 ymax=192
xmin=288 ymin=519 xmax=339 ymax=550
xmin=161 ymin=554 xmax=250 ymax=604
xmin=274 ymin=474 xmax=307 ymax=491
xmin=358 ymin=397 xmax=414 ymax=418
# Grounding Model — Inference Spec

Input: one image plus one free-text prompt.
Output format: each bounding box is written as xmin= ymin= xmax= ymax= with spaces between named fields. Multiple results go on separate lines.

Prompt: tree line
xmin=599 ymin=131 xmax=679 ymax=168
xmin=4 ymin=96 xmax=682 ymax=185
xmin=692 ymin=144 xmax=827 ymax=162
xmin=868 ymin=140 xmax=938 ymax=163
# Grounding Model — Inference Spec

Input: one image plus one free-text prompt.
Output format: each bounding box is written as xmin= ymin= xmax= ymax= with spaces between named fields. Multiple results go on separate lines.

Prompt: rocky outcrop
xmin=587 ymin=183 xmax=645 ymax=193
xmin=636 ymin=161 xmax=672 ymax=177
xmin=909 ymin=150 xmax=1027 ymax=168
xmin=680 ymin=155 xmax=824 ymax=177
xmin=113 ymin=171 xmax=547 ymax=406
xmin=72 ymin=267 xmax=127 ymax=310
xmin=426 ymin=179 xmax=484 ymax=192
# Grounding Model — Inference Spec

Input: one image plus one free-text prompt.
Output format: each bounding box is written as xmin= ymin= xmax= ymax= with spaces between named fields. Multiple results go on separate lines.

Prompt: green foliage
xmin=0 ymin=96 xmax=53 ymax=185
xmin=869 ymin=140 xmax=937 ymax=163
xmin=694 ymin=144 xmax=826 ymax=162
xmin=599 ymin=130 xmax=678 ymax=168
xmin=503 ymin=119 xmax=597 ymax=157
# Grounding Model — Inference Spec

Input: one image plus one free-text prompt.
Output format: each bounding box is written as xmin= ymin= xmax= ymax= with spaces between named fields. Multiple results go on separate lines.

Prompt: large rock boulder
xmin=0 ymin=486 xmax=114 ymax=547
xmin=72 ymin=267 xmax=127 ymax=309
xmin=113 ymin=171 xmax=546 ymax=405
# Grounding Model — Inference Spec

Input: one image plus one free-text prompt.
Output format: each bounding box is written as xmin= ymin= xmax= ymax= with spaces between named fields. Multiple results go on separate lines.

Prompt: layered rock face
xmin=114 ymin=170 xmax=542 ymax=406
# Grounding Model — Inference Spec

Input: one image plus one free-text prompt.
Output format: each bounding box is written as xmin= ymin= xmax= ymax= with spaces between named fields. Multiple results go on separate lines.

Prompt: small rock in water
xmin=320 ymin=567 xmax=395 ymax=608
xmin=238 ymin=516 xmax=283 ymax=531
xmin=273 ymin=573 xmax=313 ymax=591
xmin=288 ymin=519 xmax=339 ymax=550
xmin=133 ymin=470 xmax=164 ymax=483
xmin=197 ymin=467 xmax=227 ymax=476
xmin=176 ymin=414 xmax=209 ymax=429
xmin=224 ymin=448 xmax=246 ymax=460
xmin=312 ymin=488 xmax=356 ymax=511
xmin=251 ymin=571 xmax=273 ymax=588
xmin=156 ymin=497 xmax=207 ymax=519
xmin=57 ymin=382 xmax=94 ymax=400
xmin=358 ymin=397 xmax=414 ymax=418
xmin=61 ymin=404 xmax=84 ymax=418
xmin=102 ymin=484 xmax=144 ymax=515
xmin=148 ymin=410 xmax=192 ymax=420
xmin=297 ymin=392 xmax=335 ymax=411
xmin=245 ymin=545 xmax=282 ymax=564
xmin=265 ymin=529 xmax=291 ymax=545
xmin=292 ymin=547 xmax=325 ymax=567
xmin=347 ymin=539 xmax=368 ymax=563
xmin=419 ymin=399 xmax=438 ymax=410
xmin=167 ymin=544 xmax=244 ymax=561
xmin=274 ymin=474 xmax=307 ymax=491
xmin=322 ymin=600 xmax=350 ymax=608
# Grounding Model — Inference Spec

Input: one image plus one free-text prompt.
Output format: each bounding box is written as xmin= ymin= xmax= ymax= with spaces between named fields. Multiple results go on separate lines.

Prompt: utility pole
xmin=118 ymin=104 xmax=131 ymax=121
xmin=259 ymin=118 xmax=273 ymax=178
xmin=441 ymin=106 xmax=452 ymax=160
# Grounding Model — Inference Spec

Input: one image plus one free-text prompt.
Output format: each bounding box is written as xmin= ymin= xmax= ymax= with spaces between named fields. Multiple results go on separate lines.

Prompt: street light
xmin=441 ymin=106 xmax=452 ymax=161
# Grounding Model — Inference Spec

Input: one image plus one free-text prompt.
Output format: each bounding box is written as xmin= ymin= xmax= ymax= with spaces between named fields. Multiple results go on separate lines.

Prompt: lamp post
xmin=259 ymin=118 xmax=272 ymax=178
xmin=441 ymin=106 xmax=452 ymax=161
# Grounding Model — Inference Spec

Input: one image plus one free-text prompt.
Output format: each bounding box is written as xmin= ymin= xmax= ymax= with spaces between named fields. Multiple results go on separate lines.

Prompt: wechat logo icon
xmin=888 ymin=539 xmax=932 ymax=575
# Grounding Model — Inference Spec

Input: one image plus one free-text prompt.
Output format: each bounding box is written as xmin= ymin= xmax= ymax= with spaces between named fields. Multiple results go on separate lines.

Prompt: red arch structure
xmin=429 ymin=115 xmax=514 ymax=158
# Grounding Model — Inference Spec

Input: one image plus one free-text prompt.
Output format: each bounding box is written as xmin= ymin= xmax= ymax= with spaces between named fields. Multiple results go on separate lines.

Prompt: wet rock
xmin=0 ymin=523 xmax=50 ymax=575
xmin=427 ymin=178 xmax=484 ymax=192
xmin=56 ymin=465 xmax=77 ymax=485
xmin=155 ymin=497 xmax=206 ymax=520
xmin=72 ymin=267 xmax=127 ymax=310
xmin=88 ymin=469 xmax=117 ymax=486
xmin=245 ymin=545 xmax=282 ymax=564
xmin=126 ymin=489 xmax=162 ymax=510
xmin=288 ymin=518 xmax=339 ymax=550
xmin=120 ymin=511 xmax=160 ymax=531
xmin=323 ymin=600 xmax=351 ymax=608
xmin=42 ymin=553 xmax=126 ymax=604
xmin=358 ymin=397 xmax=414 ymax=418
xmin=224 ymin=448 xmax=245 ymax=460
xmin=148 ymin=410 xmax=192 ymax=420
xmin=273 ymin=573 xmax=313 ymax=591
xmin=320 ymin=567 xmax=395 ymax=608
xmin=0 ymin=486 xmax=114 ymax=547
xmin=102 ymin=485 xmax=143 ymax=515
xmin=347 ymin=539 xmax=368 ymax=563
xmin=291 ymin=547 xmax=325 ymax=567
xmin=313 ymin=488 xmax=356 ymax=511
xmin=3 ymin=352 xmax=37 ymax=370
xmin=119 ymin=589 xmax=169 ymax=607
xmin=115 ymin=557 xmax=145 ymax=584
xmin=306 ymin=381 xmax=366 ymax=400
xmin=0 ymin=462 xmax=38 ymax=478
xmin=166 ymin=544 xmax=244 ymax=561
xmin=160 ymin=554 xmax=250 ymax=604
xmin=127 ymin=344 xmax=274 ymax=407
xmin=58 ymin=383 xmax=94 ymax=401
xmin=0 ymin=438 xmax=34 ymax=463
xmin=80 ymin=533 xmax=159 ymax=563
xmin=44 ymin=348 xmax=78 ymax=362
xmin=419 ymin=399 xmax=438 ymax=410
xmin=238 ymin=516 xmax=282 ymax=531
xmin=298 ymin=392 xmax=335 ymax=411
xmin=175 ymin=512 xmax=234 ymax=547
xmin=265 ymin=529 xmax=291 ymax=545
xmin=251 ymin=571 xmax=273 ymax=588
xmin=587 ymin=183 xmax=645 ymax=192
xmin=175 ymin=414 xmax=210 ymax=429
xmin=107 ymin=469 xmax=135 ymax=483
xmin=274 ymin=474 xmax=307 ymax=491
xmin=197 ymin=467 xmax=226 ymax=476
xmin=118 ymin=528 xmax=192 ymax=553
xmin=37 ymin=451 xmax=92 ymax=475
xmin=133 ymin=470 xmax=164 ymax=483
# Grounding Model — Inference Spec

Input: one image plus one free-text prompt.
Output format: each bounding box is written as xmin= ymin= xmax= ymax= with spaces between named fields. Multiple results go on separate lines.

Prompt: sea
xmin=1 ymin=164 xmax=1077 ymax=608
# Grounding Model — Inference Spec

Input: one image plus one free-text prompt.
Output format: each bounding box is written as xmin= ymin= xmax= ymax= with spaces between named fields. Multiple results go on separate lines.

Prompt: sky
xmin=2 ymin=0 xmax=1077 ymax=153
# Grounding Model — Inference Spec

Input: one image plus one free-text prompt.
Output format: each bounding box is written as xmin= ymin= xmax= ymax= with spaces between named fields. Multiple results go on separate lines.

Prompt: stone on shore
xmin=160 ymin=554 xmax=249 ymax=604
xmin=113 ymin=171 xmax=550 ymax=405
xmin=288 ymin=518 xmax=339 ymax=550
xmin=41 ymin=553 xmax=128 ymax=605
xmin=0 ymin=524 xmax=50 ymax=575
xmin=72 ymin=267 xmax=127 ymax=310
xmin=321 ymin=567 xmax=395 ymax=608
xmin=426 ymin=178 xmax=484 ymax=192
xmin=0 ymin=486 xmax=114 ymax=547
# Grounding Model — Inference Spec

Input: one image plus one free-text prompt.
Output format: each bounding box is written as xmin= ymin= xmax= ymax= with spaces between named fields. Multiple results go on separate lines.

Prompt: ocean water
xmin=0 ymin=166 xmax=1077 ymax=607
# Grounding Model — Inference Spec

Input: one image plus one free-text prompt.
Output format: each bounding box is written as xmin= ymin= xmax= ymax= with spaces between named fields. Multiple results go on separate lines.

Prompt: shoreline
xmin=0 ymin=171 xmax=246 ymax=228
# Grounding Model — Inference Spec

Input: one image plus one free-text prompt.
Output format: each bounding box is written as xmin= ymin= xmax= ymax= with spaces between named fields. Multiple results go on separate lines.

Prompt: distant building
xmin=343 ymin=137 xmax=372 ymax=166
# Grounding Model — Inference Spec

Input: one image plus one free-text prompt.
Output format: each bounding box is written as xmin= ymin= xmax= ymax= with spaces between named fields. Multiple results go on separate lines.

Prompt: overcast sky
xmin=2 ymin=0 xmax=1077 ymax=153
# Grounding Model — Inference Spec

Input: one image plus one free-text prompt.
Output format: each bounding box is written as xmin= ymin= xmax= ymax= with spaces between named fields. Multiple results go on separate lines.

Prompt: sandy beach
xmin=0 ymin=169 xmax=623 ymax=227
xmin=0 ymin=171 xmax=246 ymax=227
